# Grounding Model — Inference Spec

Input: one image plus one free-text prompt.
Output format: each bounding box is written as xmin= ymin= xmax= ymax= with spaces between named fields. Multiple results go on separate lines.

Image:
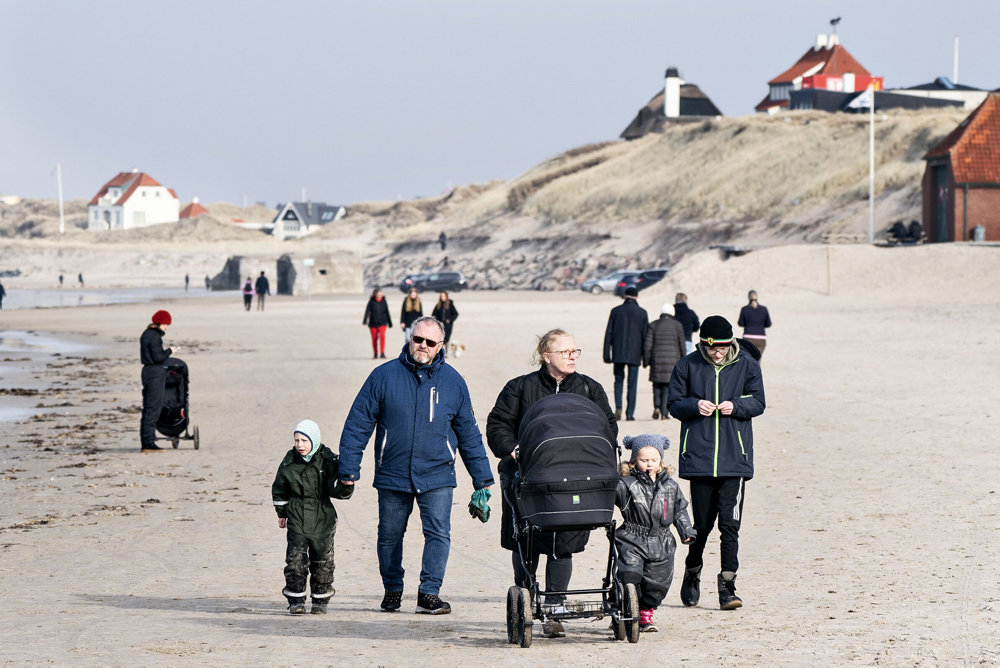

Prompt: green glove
xmin=468 ymin=487 xmax=491 ymax=523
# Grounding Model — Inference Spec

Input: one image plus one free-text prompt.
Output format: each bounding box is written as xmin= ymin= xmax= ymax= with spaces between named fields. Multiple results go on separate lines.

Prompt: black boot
xmin=718 ymin=571 xmax=743 ymax=610
xmin=680 ymin=565 xmax=701 ymax=606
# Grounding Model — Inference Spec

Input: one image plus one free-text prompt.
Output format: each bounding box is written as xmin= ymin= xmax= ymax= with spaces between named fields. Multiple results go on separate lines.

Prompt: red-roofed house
xmin=756 ymin=34 xmax=883 ymax=113
xmin=922 ymin=93 xmax=1000 ymax=242
xmin=87 ymin=169 xmax=180 ymax=230
xmin=179 ymin=198 xmax=210 ymax=219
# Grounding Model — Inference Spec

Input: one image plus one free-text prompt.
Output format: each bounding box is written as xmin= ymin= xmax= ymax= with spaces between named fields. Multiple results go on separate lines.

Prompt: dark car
xmin=613 ymin=268 xmax=669 ymax=296
xmin=398 ymin=271 xmax=467 ymax=293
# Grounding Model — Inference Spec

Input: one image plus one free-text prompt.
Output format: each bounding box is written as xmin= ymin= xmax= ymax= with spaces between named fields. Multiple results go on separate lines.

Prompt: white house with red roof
xmin=756 ymin=34 xmax=883 ymax=113
xmin=87 ymin=169 xmax=180 ymax=230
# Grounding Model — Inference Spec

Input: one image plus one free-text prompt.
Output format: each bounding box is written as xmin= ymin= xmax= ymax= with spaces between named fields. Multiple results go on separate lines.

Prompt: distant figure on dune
xmin=737 ymin=290 xmax=771 ymax=359
xmin=438 ymin=231 xmax=447 ymax=251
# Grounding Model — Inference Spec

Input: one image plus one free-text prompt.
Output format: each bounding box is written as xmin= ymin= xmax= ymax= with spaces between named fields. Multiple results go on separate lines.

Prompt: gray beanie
xmin=623 ymin=433 xmax=670 ymax=462
xmin=294 ymin=419 xmax=322 ymax=462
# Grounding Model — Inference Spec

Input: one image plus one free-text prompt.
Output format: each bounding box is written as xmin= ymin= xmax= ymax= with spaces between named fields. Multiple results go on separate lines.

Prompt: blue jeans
xmin=613 ymin=363 xmax=640 ymax=418
xmin=377 ymin=487 xmax=453 ymax=595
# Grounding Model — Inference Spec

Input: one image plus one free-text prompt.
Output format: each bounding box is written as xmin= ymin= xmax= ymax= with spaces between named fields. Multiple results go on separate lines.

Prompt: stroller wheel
xmin=623 ymin=583 xmax=640 ymax=643
xmin=516 ymin=586 xmax=532 ymax=648
xmin=193 ymin=426 xmax=200 ymax=450
xmin=506 ymin=586 xmax=520 ymax=644
xmin=611 ymin=581 xmax=626 ymax=640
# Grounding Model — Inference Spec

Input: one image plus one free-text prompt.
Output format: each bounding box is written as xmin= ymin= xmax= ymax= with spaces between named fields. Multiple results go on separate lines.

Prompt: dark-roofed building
xmin=757 ymin=33 xmax=882 ymax=113
xmin=886 ymin=76 xmax=989 ymax=111
xmin=272 ymin=201 xmax=346 ymax=240
xmin=87 ymin=169 xmax=180 ymax=230
xmin=620 ymin=67 xmax=722 ymax=140
xmin=922 ymin=93 xmax=1000 ymax=242
xmin=791 ymin=88 xmax=963 ymax=113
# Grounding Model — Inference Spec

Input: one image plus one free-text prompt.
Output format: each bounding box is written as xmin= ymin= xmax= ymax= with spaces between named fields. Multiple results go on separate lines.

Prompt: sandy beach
xmin=1 ymin=243 xmax=998 ymax=665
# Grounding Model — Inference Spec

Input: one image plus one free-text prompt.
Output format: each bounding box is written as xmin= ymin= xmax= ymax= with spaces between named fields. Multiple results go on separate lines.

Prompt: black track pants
xmin=684 ymin=477 xmax=745 ymax=573
xmin=140 ymin=365 xmax=166 ymax=447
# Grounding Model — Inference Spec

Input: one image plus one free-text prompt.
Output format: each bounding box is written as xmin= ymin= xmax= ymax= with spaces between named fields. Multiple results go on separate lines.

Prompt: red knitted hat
xmin=151 ymin=310 xmax=172 ymax=325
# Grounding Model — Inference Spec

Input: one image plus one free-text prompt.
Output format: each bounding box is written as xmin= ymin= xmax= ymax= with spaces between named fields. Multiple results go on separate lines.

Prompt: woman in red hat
xmin=139 ymin=310 xmax=179 ymax=451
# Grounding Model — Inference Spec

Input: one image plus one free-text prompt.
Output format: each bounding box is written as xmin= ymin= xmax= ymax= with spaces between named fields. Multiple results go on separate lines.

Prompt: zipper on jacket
xmin=446 ymin=436 xmax=456 ymax=461
xmin=713 ymin=366 xmax=721 ymax=477
xmin=429 ymin=387 xmax=438 ymax=422
xmin=663 ymin=499 xmax=668 ymax=521
xmin=378 ymin=431 xmax=388 ymax=467
xmin=738 ymin=431 xmax=746 ymax=457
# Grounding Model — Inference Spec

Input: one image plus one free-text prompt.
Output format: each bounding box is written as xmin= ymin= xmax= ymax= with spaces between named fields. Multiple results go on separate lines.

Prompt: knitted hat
xmin=151 ymin=310 xmax=172 ymax=325
xmin=294 ymin=419 xmax=322 ymax=462
xmin=623 ymin=287 xmax=638 ymax=298
xmin=661 ymin=302 xmax=673 ymax=315
xmin=623 ymin=433 xmax=670 ymax=462
xmin=699 ymin=315 xmax=733 ymax=346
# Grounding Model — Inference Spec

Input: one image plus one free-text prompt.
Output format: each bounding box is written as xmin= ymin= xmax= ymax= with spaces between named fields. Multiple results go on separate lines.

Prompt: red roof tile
xmin=179 ymin=201 xmax=210 ymax=218
xmin=88 ymin=171 xmax=173 ymax=206
xmin=925 ymin=94 xmax=1000 ymax=184
xmin=768 ymin=44 xmax=871 ymax=85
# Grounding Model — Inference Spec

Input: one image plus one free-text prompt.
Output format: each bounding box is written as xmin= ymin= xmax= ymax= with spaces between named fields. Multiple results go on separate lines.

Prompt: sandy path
xmin=1 ymin=244 xmax=998 ymax=665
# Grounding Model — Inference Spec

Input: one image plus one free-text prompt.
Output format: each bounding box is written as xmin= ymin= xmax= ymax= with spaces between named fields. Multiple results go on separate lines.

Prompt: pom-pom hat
xmin=623 ymin=433 xmax=670 ymax=461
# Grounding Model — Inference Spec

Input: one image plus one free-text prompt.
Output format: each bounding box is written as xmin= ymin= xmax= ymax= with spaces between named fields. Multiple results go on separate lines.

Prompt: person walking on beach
xmin=204 ymin=275 xmax=210 ymax=291
xmin=603 ymin=287 xmax=649 ymax=421
xmin=438 ymin=232 xmax=447 ymax=251
xmin=431 ymin=291 xmax=458 ymax=353
xmin=59 ymin=274 xmax=64 ymax=288
xmin=738 ymin=290 xmax=772 ymax=359
xmin=255 ymin=271 xmax=270 ymax=311
xmin=139 ymin=310 xmax=179 ymax=451
xmin=78 ymin=273 xmax=84 ymax=287
xmin=642 ymin=303 xmax=687 ymax=420
xmin=184 ymin=274 xmax=190 ymax=292
xmin=400 ymin=288 xmax=422 ymax=342
xmin=338 ymin=316 xmax=495 ymax=615
xmin=362 ymin=288 xmax=392 ymax=359
xmin=242 ymin=277 xmax=254 ymax=311
xmin=0 ymin=280 xmax=5 ymax=309
xmin=667 ymin=315 xmax=765 ymax=610
xmin=486 ymin=328 xmax=617 ymax=638
xmin=272 ymin=419 xmax=354 ymax=615
xmin=673 ymin=293 xmax=700 ymax=355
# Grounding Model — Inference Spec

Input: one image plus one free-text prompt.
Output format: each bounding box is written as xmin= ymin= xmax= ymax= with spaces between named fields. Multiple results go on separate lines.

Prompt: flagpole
xmin=868 ymin=86 xmax=875 ymax=244
xmin=56 ymin=163 xmax=65 ymax=235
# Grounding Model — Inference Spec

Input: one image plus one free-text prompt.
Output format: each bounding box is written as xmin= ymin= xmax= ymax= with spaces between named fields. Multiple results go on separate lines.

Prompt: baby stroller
xmin=504 ymin=393 xmax=639 ymax=647
xmin=155 ymin=357 xmax=200 ymax=449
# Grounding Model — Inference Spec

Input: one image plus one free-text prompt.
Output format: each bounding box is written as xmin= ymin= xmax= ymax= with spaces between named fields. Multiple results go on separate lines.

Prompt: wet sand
xmin=1 ymin=244 xmax=998 ymax=665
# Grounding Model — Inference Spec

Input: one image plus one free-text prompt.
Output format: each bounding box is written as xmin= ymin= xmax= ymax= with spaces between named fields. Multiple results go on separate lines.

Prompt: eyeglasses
xmin=411 ymin=335 xmax=441 ymax=347
xmin=551 ymin=348 xmax=582 ymax=359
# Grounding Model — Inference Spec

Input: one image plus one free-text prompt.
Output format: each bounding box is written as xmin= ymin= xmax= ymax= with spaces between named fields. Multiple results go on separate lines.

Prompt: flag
xmin=848 ymin=88 xmax=874 ymax=110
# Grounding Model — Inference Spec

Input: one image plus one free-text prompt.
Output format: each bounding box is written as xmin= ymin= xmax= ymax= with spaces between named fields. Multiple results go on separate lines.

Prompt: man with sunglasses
xmin=339 ymin=316 xmax=494 ymax=616
xmin=667 ymin=315 xmax=765 ymax=611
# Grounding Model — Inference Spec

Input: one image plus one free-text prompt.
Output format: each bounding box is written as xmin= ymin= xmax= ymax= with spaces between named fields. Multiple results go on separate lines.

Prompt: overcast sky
xmin=2 ymin=1 xmax=998 ymax=207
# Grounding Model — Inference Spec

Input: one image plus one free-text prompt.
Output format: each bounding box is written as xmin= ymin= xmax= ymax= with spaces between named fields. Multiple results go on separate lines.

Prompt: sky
xmin=2 ymin=1 xmax=998 ymax=207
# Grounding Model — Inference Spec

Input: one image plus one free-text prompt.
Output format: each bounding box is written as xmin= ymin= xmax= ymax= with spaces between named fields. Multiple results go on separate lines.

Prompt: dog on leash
xmin=448 ymin=341 xmax=466 ymax=359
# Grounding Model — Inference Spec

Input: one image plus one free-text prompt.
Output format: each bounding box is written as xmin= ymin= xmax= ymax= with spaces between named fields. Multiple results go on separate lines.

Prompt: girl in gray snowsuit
xmin=615 ymin=433 xmax=696 ymax=632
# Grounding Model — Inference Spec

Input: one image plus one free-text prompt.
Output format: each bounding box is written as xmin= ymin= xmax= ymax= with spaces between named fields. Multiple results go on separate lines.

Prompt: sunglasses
xmin=411 ymin=335 xmax=441 ymax=347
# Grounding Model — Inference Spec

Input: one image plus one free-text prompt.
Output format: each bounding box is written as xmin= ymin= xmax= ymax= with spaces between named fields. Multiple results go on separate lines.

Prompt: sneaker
xmin=681 ymin=565 xmax=702 ymax=607
xmin=288 ymin=602 xmax=307 ymax=615
xmin=380 ymin=590 xmax=403 ymax=612
xmin=652 ymin=409 xmax=660 ymax=420
xmin=615 ymin=409 xmax=622 ymax=421
xmin=415 ymin=592 xmax=451 ymax=615
xmin=626 ymin=416 xmax=635 ymax=421
xmin=542 ymin=620 xmax=565 ymax=638
xmin=718 ymin=572 xmax=743 ymax=610
xmin=639 ymin=608 xmax=658 ymax=632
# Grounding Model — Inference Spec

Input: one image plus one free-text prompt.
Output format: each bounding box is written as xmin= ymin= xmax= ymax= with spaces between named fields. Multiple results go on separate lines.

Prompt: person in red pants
xmin=363 ymin=289 xmax=392 ymax=359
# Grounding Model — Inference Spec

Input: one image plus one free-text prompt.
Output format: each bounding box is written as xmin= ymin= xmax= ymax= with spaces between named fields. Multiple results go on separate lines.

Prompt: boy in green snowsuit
xmin=272 ymin=419 xmax=354 ymax=614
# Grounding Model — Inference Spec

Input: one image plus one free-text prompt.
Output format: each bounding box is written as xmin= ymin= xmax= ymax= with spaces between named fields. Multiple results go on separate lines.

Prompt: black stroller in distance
xmin=155 ymin=357 xmax=199 ymax=449
xmin=504 ymin=393 xmax=640 ymax=647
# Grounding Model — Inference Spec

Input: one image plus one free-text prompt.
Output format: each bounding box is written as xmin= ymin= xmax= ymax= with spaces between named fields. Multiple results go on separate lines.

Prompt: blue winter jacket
xmin=338 ymin=345 xmax=495 ymax=494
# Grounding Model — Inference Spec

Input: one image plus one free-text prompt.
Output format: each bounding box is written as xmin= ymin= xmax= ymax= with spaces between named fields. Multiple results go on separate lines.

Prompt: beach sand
xmin=1 ymin=243 xmax=998 ymax=664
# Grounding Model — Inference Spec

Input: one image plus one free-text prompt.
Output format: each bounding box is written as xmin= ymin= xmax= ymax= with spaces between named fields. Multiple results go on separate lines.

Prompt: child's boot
xmin=680 ymin=565 xmax=702 ymax=607
xmin=718 ymin=571 xmax=743 ymax=610
xmin=638 ymin=608 xmax=658 ymax=632
xmin=311 ymin=598 xmax=328 ymax=615
xmin=287 ymin=598 xmax=307 ymax=614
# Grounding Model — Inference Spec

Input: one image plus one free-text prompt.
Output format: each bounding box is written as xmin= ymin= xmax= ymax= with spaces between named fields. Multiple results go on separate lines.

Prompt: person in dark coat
xmin=615 ymin=434 xmax=695 ymax=632
xmin=255 ymin=271 xmax=270 ymax=311
xmin=737 ymin=290 xmax=772 ymax=358
xmin=139 ymin=310 xmax=178 ymax=451
xmin=642 ymin=303 xmax=687 ymax=420
xmin=486 ymin=328 xmax=617 ymax=638
xmin=673 ymin=293 xmax=700 ymax=354
xmin=400 ymin=288 xmax=423 ymax=342
xmin=362 ymin=288 xmax=392 ymax=359
xmin=668 ymin=315 xmax=765 ymax=610
xmin=603 ymin=287 xmax=649 ymax=421
xmin=431 ymin=291 xmax=458 ymax=350
xmin=272 ymin=419 xmax=354 ymax=615
xmin=241 ymin=277 xmax=254 ymax=311
xmin=0 ymin=280 xmax=5 ymax=309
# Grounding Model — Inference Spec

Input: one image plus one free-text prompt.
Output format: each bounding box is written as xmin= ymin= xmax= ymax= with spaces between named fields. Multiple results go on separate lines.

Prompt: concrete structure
xmin=922 ymin=94 xmax=1000 ymax=242
xmin=87 ymin=170 xmax=179 ymax=230
xmin=209 ymin=252 xmax=362 ymax=295
xmin=271 ymin=201 xmax=346 ymax=240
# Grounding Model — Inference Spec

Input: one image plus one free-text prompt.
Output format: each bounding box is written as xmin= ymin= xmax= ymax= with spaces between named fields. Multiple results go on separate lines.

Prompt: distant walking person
xmin=642 ymin=303 xmax=687 ymax=420
xmin=438 ymin=232 xmax=447 ymax=251
xmin=362 ymin=288 xmax=392 ymax=359
xmin=431 ymin=291 xmax=458 ymax=351
xmin=400 ymin=288 xmax=423 ymax=342
xmin=255 ymin=271 xmax=270 ymax=311
xmin=139 ymin=310 xmax=179 ymax=451
xmin=242 ymin=277 xmax=255 ymax=311
xmin=738 ymin=290 xmax=772 ymax=358
xmin=0 ymin=280 xmax=6 ymax=309
xmin=603 ymin=287 xmax=649 ymax=421
xmin=185 ymin=274 xmax=190 ymax=292
xmin=205 ymin=275 xmax=210 ymax=291
xmin=673 ymin=293 xmax=700 ymax=355
xmin=59 ymin=274 xmax=64 ymax=287
xmin=78 ymin=273 xmax=84 ymax=287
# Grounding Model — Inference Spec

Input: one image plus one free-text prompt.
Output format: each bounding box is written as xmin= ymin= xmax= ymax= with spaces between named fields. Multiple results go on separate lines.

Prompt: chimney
xmin=816 ymin=34 xmax=828 ymax=49
xmin=664 ymin=67 xmax=682 ymax=119
xmin=828 ymin=33 xmax=839 ymax=46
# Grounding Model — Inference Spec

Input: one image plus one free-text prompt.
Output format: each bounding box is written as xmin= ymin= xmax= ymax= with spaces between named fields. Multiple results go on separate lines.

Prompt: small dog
xmin=448 ymin=341 xmax=466 ymax=359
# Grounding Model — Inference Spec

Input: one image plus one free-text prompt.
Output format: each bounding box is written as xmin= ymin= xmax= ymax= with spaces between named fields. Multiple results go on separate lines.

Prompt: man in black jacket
xmin=255 ymin=271 xmax=271 ymax=311
xmin=673 ymin=293 xmax=700 ymax=354
xmin=603 ymin=287 xmax=649 ymax=421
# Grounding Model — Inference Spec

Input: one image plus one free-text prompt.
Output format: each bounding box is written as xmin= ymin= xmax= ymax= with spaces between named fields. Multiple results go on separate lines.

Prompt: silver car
xmin=580 ymin=269 xmax=639 ymax=295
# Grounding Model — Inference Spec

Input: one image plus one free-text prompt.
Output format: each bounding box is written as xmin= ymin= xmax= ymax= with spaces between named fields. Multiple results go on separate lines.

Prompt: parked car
xmin=398 ymin=271 xmax=467 ymax=293
xmin=580 ymin=269 xmax=640 ymax=295
xmin=613 ymin=268 xmax=669 ymax=297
